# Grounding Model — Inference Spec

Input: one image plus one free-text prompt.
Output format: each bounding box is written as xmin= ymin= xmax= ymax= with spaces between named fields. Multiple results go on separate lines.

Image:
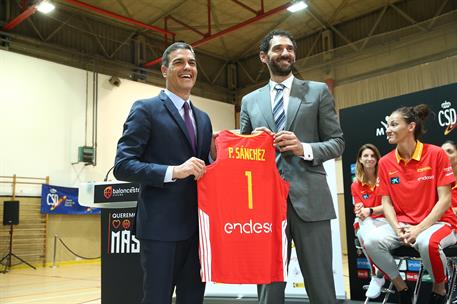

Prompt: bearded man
xmin=239 ymin=30 xmax=345 ymax=304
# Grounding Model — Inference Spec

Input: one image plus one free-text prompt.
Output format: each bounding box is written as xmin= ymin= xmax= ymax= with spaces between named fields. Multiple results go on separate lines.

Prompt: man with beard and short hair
xmin=240 ymin=30 xmax=344 ymax=304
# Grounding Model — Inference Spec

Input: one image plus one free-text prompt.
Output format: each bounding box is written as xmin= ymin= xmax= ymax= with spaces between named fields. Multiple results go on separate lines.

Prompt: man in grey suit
xmin=240 ymin=30 xmax=344 ymax=304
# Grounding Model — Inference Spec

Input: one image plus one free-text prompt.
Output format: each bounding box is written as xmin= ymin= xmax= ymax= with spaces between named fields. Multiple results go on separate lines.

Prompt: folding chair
xmin=362 ymin=244 xmax=457 ymax=304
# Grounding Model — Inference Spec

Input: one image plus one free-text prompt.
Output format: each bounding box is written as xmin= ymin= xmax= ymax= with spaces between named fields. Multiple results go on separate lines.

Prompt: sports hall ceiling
xmin=0 ymin=0 xmax=456 ymax=103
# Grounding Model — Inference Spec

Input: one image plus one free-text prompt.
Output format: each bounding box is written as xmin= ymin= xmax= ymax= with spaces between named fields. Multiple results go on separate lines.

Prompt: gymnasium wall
xmin=0 ymin=49 xmax=235 ymax=264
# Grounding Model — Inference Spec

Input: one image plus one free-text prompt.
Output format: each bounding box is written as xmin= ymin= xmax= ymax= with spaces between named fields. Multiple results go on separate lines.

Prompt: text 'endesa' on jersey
xmin=224 ymin=220 xmax=273 ymax=234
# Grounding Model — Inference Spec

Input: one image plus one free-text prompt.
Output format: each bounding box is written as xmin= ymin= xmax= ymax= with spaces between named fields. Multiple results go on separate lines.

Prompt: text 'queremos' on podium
xmin=79 ymin=181 xmax=143 ymax=304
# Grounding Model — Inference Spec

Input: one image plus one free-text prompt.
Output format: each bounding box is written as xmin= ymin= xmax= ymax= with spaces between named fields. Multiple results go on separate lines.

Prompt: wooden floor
xmin=0 ymin=261 xmax=101 ymax=304
xmin=0 ymin=255 xmax=351 ymax=304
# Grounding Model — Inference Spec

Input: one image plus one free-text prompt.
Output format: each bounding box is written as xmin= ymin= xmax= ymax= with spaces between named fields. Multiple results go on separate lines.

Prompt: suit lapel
xmin=286 ymin=78 xmax=308 ymax=130
xmin=160 ymin=91 xmax=195 ymax=153
xmin=256 ymin=84 xmax=276 ymax=131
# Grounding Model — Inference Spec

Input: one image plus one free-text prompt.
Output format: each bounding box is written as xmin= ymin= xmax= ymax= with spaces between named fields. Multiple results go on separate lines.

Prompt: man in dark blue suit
xmin=114 ymin=42 xmax=213 ymax=304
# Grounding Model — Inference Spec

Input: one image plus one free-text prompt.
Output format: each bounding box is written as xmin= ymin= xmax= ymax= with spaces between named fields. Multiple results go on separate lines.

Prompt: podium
xmin=79 ymin=182 xmax=143 ymax=304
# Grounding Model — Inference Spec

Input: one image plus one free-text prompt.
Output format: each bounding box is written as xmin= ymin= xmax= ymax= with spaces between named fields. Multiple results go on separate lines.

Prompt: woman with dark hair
xmin=364 ymin=104 xmax=457 ymax=304
xmin=442 ymin=140 xmax=457 ymax=215
xmin=351 ymin=143 xmax=385 ymax=299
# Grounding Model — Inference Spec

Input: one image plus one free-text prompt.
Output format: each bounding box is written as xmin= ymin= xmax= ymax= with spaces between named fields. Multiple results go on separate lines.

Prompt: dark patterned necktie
xmin=273 ymin=84 xmax=286 ymax=131
xmin=273 ymin=84 xmax=286 ymax=165
xmin=183 ymin=102 xmax=197 ymax=154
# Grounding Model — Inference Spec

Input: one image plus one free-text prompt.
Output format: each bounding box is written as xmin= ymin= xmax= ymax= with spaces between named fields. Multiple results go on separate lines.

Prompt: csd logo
xmin=46 ymin=188 xmax=59 ymax=206
xmin=439 ymin=101 xmax=456 ymax=135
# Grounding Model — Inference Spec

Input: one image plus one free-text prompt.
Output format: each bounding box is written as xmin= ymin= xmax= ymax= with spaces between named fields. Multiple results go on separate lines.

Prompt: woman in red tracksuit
xmin=351 ymin=143 xmax=385 ymax=299
xmin=364 ymin=104 xmax=456 ymax=304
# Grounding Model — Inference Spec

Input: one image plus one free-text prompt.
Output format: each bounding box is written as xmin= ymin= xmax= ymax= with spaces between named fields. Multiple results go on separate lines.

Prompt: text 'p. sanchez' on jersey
xmin=197 ymin=130 xmax=289 ymax=284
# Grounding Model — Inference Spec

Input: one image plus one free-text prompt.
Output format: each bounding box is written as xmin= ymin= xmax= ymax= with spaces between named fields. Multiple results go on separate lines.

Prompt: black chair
xmin=389 ymin=246 xmax=422 ymax=304
xmin=443 ymin=245 xmax=457 ymax=304
xmin=354 ymin=239 xmax=418 ymax=304
xmin=363 ymin=244 xmax=457 ymax=304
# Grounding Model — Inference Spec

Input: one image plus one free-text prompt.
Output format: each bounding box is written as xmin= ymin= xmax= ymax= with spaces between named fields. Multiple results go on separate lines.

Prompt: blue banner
xmin=41 ymin=184 xmax=100 ymax=214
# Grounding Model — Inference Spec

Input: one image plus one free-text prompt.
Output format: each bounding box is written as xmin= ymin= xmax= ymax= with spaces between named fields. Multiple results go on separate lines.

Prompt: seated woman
xmin=364 ymin=104 xmax=457 ymax=304
xmin=442 ymin=140 xmax=457 ymax=216
xmin=351 ymin=143 xmax=385 ymax=299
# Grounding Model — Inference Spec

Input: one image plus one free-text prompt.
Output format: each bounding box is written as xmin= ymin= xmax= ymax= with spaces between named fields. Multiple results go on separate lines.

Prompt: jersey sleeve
xmin=351 ymin=182 xmax=360 ymax=206
xmin=436 ymin=148 xmax=456 ymax=187
xmin=377 ymin=158 xmax=390 ymax=196
xmin=372 ymin=187 xmax=383 ymax=207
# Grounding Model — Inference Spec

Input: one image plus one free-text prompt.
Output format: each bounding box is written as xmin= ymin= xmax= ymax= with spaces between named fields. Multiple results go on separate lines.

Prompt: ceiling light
xmin=287 ymin=1 xmax=308 ymax=13
xmin=36 ymin=0 xmax=55 ymax=14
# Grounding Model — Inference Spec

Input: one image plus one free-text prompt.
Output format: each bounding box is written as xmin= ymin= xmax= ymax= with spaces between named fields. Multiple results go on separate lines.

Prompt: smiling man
xmin=240 ymin=30 xmax=344 ymax=304
xmin=114 ymin=42 xmax=213 ymax=304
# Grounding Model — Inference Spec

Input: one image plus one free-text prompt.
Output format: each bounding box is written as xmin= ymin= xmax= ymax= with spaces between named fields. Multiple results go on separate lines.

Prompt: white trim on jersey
xmin=198 ymin=209 xmax=212 ymax=282
xmin=282 ymin=219 xmax=288 ymax=281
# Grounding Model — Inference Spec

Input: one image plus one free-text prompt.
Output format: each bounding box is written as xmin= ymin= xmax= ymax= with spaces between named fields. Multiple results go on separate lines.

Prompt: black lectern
xmin=79 ymin=182 xmax=142 ymax=304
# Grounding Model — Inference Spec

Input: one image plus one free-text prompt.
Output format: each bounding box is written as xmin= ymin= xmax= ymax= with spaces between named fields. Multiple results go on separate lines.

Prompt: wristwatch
xmin=369 ymin=208 xmax=374 ymax=216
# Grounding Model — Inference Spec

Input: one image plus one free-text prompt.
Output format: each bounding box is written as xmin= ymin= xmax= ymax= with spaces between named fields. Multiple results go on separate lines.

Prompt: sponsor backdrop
xmin=41 ymin=184 xmax=99 ymax=214
xmin=340 ymin=82 xmax=457 ymax=301
xmin=99 ymin=161 xmax=345 ymax=302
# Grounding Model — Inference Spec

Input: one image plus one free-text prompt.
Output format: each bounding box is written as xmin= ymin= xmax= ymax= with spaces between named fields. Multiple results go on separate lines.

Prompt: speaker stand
xmin=0 ymin=224 xmax=36 ymax=273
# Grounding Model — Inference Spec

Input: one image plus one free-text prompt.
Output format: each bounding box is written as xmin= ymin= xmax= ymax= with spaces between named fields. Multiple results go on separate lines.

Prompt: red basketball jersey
xmin=198 ymin=130 xmax=289 ymax=284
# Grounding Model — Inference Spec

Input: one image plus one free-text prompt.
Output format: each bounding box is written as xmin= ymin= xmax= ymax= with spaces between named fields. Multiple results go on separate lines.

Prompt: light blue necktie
xmin=273 ymin=84 xmax=286 ymax=132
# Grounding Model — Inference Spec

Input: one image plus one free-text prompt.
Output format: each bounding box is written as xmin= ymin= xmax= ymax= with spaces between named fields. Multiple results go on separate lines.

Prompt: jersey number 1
xmin=245 ymin=171 xmax=253 ymax=209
